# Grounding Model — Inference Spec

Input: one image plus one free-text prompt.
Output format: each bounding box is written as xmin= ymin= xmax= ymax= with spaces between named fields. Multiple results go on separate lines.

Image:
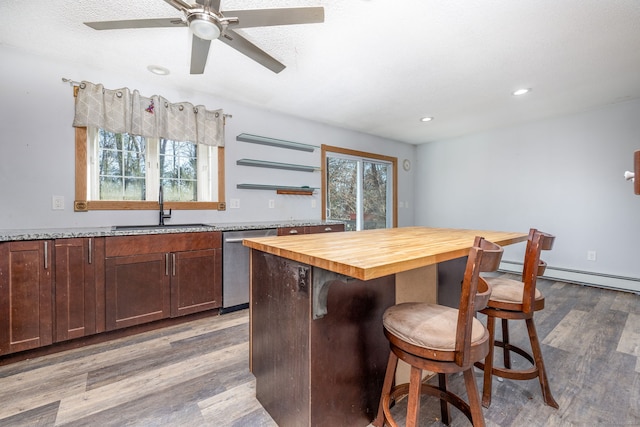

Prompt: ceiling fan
xmin=84 ymin=0 xmax=324 ymax=74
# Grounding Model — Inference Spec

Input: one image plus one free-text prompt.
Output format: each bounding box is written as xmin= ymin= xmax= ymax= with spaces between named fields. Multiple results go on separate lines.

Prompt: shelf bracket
xmin=312 ymin=268 xmax=354 ymax=320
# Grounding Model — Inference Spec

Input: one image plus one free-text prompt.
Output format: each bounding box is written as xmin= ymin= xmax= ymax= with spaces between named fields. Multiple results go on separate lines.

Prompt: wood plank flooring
xmin=0 ymin=276 xmax=638 ymax=426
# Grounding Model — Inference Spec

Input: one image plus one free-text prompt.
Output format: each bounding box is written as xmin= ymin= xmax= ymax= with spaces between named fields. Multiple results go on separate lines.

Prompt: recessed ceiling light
xmin=512 ymin=88 xmax=531 ymax=96
xmin=147 ymin=65 xmax=170 ymax=76
xmin=420 ymin=116 xmax=434 ymax=122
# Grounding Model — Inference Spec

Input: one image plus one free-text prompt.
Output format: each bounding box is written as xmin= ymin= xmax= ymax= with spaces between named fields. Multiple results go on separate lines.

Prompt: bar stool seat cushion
xmin=485 ymin=277 xmax=543 ymax=304
xmin=383 ymin=302 xmax=486 ymax=351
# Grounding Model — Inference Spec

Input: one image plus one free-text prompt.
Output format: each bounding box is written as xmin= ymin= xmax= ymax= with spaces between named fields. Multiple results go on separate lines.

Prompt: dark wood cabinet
xmin=54 ymin=237 xmax=105 ymax=341
xmin=305 ymin=224 xmax=345 ymax=234
xmin=105 ymin=232 xmax=221 ymax=331
xmin=278 ymin=226 xmax=306 ymax=236
xmin=0 ymin=240 xmax=53 ymax=355
xmin=278 ymin=223 xmax=345 ymax=236
xmin=171 ymin=248 xmax=221 ymax=317
xmin=105 ymin=252 xmax=170 ymax=330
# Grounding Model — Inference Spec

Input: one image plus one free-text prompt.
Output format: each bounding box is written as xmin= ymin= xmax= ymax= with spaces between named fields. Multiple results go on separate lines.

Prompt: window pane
xmin=97 ymin=131 xmax=146 ymax=201
xmin=363 ymin=161 xmax=388 ymax=230
xmin=99 ymin=176 xmax=122 ymax=200
xmin=99 ymin=149 xmax=122 ymax=176
xmin=124 ymin=178 xmax=146 ymax=200
xmin=160 ymin=138 xmax=197 ymax=202
xmin=98 ymin=129 xmax=118 ymax=150
xmin=326 ymin=157 xmax=358 ymax=231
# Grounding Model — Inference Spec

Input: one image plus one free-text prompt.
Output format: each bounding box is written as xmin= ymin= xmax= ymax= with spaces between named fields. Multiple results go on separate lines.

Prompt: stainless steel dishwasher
xmin=222 ymin=228 xmax=277 ymax=312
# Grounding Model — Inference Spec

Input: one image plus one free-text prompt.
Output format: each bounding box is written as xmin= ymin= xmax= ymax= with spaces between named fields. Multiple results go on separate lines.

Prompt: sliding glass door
xmin=325 ymin=150 xmax=393 ymax=231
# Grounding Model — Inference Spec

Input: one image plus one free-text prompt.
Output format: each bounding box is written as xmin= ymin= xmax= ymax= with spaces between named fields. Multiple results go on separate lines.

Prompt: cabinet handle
xmin=44 ymin=241 xmax=48 ymax=270
xmin=324 ymin=227 xmax=332 ymax=232
xmin=88 ymin=238 xmax=92 ymax=264
xmin=172 ymin=253 xmax=176 ymax=276
xmin=289 ymin=229 xmax=298 ymax=234
xmin=165 ymin=253 xmax=169 ymax=276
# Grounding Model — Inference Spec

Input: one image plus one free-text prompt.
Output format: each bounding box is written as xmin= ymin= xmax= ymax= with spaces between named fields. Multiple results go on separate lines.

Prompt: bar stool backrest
xmin=455 ymin=236 xmax=503 ymax=367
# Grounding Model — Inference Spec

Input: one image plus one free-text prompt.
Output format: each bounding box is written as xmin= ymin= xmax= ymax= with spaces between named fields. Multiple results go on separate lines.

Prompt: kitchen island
xmin=243 ymin=226 xmax=527 ymax=427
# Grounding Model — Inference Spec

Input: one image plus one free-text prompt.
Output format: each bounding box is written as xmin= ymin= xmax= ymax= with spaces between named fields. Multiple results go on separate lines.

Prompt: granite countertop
xmin=0 ymin=220 xmax=345 ymax=242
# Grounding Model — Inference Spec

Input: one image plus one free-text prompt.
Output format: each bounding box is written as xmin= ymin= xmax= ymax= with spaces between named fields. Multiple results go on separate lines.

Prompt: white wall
xmin=415 ymin=99 xmax=640 ymax=292
xmin=0 ymin=46 xmax=415 ymax=229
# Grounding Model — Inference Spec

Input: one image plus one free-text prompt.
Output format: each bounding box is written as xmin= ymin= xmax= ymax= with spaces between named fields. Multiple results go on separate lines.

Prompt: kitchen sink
xmin=112 ymin=223 xmax=212 ymax=231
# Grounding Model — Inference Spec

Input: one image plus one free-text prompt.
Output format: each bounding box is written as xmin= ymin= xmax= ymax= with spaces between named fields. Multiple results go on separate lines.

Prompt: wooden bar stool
xmin=476 ymin=228 xmax=558 ymax=409
xmin=373 ymin=237 xmax=503 ymax=427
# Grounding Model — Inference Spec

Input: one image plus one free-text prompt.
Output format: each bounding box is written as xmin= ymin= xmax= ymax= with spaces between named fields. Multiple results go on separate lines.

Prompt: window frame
xmin=321 ymin=144 xmax=398 ymax=228
xmin=74 ymin=126 xmax=226 ymax=211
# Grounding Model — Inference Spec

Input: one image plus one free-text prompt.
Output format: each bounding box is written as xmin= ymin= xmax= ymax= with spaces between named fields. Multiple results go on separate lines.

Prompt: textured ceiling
xmin=1 ymin=0 xmax=640 ymax=144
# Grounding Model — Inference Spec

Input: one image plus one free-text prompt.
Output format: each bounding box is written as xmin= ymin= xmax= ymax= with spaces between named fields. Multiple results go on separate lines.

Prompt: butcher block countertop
xmin=243 ymin=226 xmax=528 ymax=281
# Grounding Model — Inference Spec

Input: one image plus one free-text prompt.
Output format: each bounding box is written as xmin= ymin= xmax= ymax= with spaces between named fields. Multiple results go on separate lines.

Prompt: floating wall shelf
xmin=236 ymin=133 xmax=317 ymax=152
xmin=237 ymin=184 xmax=316 ymax=195
xmin=236 ymin=159 xmax=319 ymax=172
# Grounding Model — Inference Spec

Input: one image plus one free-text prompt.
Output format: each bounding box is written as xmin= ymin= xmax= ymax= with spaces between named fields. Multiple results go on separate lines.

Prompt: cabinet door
xmin=105 ymin=253 xmax=170 ymax=330
xmin=171 ymin=248 xmax=221 ymax=317
xmin=54 ymin=238 xmax=104 ymax=342
xmin=0 ymin=241 xmax=53 ymax=355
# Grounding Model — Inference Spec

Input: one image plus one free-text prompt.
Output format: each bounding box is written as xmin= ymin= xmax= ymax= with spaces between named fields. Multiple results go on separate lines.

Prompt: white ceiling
xmin=1 ymin=0 xmax=640 ymax=145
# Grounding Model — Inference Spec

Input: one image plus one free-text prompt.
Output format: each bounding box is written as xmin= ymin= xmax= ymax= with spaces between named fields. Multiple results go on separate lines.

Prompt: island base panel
xmin=251 ymin=251 xmax=395 ymax=427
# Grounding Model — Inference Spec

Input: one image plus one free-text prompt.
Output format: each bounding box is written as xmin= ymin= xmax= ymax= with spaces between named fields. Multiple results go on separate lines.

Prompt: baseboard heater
xmin=499 ymin=260 xmax=640 ymax=294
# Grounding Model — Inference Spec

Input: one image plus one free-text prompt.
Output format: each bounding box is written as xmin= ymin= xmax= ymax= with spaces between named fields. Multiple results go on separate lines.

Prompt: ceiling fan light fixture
xmin=188 ymin=13 xmax=221 ymax=40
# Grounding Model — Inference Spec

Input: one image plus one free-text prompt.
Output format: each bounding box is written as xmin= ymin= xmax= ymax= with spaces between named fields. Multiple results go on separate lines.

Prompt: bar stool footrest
xmin=382 ymin=381 xmax=474 ymax=426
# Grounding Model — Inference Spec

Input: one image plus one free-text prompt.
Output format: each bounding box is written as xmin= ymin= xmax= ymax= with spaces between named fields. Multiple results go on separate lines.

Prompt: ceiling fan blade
xmin=223 ymin=7 xmax=324 ymax=29
xmin=191 ymin=35 xmax=212 ymax=74
xmin=163 ymin=0 xmax=194 ymax=12
xmin=196 ymin=0 xmax=221 ymax=11
xmin=84 ymin=18 xmax=185 ymax=30
xmin=219 ymin=29 xmax=285 ymax=73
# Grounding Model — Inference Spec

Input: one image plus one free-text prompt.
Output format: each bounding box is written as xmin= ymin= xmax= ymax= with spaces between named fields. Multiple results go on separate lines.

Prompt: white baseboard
xmin=499 ymin=261 xmax=640 ymax=294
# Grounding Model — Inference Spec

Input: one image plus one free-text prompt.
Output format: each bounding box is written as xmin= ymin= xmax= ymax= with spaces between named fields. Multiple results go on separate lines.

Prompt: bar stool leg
xmin=374 ymin=351 xmax=398 ymax=427
xmin=482 ymin=315 xmax=496 ymax=408
xmin=526 ymin=318 xmax=559 ymax=408
xmin=438 ymin=373 xmax=451 ymax=425
xmin=501 ymin=319 xmax=511 ymax=368
xmin=406 ymin=366 xmax=423 ymax=427
xmin=463 ymin=368 xmax=486 ymax=427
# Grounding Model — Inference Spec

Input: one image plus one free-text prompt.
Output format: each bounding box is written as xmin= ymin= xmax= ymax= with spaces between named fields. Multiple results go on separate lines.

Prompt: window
xmin=322 ymin=145 xmax=397 ymax=231
xmin=75 ymin=127 xmax=225 ymax=211
xmin=92 ymin=129 xmax=147 ymax=201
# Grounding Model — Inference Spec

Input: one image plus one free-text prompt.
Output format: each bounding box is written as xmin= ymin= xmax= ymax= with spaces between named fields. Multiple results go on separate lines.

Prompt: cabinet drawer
xmin=278 ymin=226 xmax=306 ymax=236
xmin=306 ymin=224 xmax=345 ymax=234
xmin=106 ymin=232 xmax=221 ymax=257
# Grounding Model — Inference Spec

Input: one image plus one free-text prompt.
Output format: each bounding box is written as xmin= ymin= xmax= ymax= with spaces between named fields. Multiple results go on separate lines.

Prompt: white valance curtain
xmin=72 ymin=81 xmax=224 ymax=146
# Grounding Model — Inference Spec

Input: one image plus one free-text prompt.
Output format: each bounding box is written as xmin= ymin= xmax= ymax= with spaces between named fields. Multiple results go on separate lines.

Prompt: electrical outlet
xmin=311 ymin=199 xmax=316 ymax=208
xmin=268 ymin=199 xmax=275 ymax=209
xmin=229 ymin=199 xmax=240 ymax=209
xmin=52 ymin=195 xmax=64 ymax=210
xmin=587 ymin=250 xmax=597 ymax=261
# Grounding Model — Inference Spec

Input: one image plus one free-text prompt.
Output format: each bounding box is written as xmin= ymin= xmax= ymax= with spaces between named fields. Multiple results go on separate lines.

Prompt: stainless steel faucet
xmin=159 ymin=185 xmax=172 ymax=226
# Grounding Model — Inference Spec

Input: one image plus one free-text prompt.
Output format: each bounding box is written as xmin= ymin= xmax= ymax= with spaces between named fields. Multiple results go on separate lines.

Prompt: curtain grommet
xmin=179 ymin=105 xmax=184 ymax=111
xmin=116 ymin=91 xmax=123 ymax=98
